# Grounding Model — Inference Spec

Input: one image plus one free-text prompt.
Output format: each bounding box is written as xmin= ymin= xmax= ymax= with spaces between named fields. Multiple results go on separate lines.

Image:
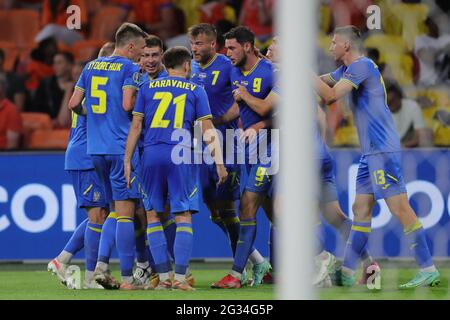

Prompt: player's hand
xmin=124 ymin=161 xmax=132 ymax=189
xmin=234 ymin=84 xmax=250 ymax=101
xmin=216 ymin=164 xmax=228 ymax=186
xmin=239 ymin=127 xmax=258 ymax=144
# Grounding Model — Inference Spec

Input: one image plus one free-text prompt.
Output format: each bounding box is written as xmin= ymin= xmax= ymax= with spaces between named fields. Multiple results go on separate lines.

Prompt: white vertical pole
xmin=276 ymin=0 xmax=317 ymax=300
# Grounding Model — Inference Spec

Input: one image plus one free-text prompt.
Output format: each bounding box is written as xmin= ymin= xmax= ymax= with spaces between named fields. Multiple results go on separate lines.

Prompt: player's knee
xmin=351 ymin=202 xmax=371 ymax=220
xmin=388 ymin=197 xmax=414 ymax=219
xmin=146 ymin=210 xmax=159 ymax=223
xmin=239 ymin=195 xmax=258 ymax=219
xmin=87 ymin=207 xmax=106 ymax=224
xmin=174 ymin=211 xmax=192 ymax=224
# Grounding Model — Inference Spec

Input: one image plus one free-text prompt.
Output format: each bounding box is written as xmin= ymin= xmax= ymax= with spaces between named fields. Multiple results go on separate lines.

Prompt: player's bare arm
xmin=124 ymin=114 xmax=143 ymax=188
xmin=313 ymin=72 xmax=353 ymax=105
xmin=317 ymin=105 xmax=327 ymax=139
xmin=319 ymin=73 xmax=336 ymax=87
xmin=122 ymin=87 xmax=137 ymax=112
xmin=212 ymin=102 xmax=240 ymax=126
xmin=201 ymin=118 xmax=228 ymax=185
xmin=68 ymin=88 xmax=86 ymax=115
xmin=240 ymin=118 xmax=273 ymax=143
xmin=233 ymin=84 xmax=277 ymax=116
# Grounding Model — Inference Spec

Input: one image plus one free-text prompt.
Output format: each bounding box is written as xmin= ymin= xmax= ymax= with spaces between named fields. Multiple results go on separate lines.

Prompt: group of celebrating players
xmin=47 ymin=20 xmax=440 ymax=292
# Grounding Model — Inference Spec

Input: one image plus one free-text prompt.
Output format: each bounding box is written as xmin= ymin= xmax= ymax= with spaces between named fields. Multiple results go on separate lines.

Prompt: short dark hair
xmin=224 ymin=26 xmax=254 ymax=47
xmin=188 ymin=23 xmax=217 ymax=40
xmin=55 ymin=51 xmax=75 ymax=64
xmin=163 ymin=46 xmax=192 ymax=69
xmin=145 ymin=35 xmax=163 ymax=50
xmin=115 ymin=22 xmax=146 ymax=48
xmin=333 ymin=25 xmax=362 ymax=49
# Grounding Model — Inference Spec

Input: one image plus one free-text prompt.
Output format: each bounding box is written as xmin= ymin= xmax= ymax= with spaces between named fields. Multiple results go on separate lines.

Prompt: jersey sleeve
xmin=132 ymin=85 xmax=146 ymax=117
xmin=75 ymin=64 xmax=88 ymax=92
xmin=341 ymin=59 xmax=371 ymax=89
xmin=123 ymin=62 xmax=141 ymax=90
xmin=195 ymin=86 xmax=213 ymax=121
xmin=328 ymin=65 xmax=345 ymax=84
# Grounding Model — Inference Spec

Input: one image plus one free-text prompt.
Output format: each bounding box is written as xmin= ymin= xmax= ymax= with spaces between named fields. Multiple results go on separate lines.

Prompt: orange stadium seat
xmin=89 ymin=6 xmax=127 ymax=41
xmin=27 ymin=129 xmax=70 ymax=150
xmin=71 ymin=40 xmax=105 ymax=62
xmin=20 ymin=112 xmax=52 ymax=147
xmin=0 ymin=10 xmax=39 ymax=48
xmin=0 ymin=41 xmax=18 ymax=71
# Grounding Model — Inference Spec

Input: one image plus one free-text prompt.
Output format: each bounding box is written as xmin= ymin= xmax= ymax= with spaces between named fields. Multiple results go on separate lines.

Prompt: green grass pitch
xmin=0 ymin=262 xmax=448 ymax=300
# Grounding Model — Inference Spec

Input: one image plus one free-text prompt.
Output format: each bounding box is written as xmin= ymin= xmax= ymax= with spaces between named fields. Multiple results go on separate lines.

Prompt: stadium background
xmin=0 ymin=0 xmax=449 ymax=264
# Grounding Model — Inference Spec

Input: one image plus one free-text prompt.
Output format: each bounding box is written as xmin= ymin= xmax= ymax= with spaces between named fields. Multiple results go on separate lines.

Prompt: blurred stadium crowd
xmin=0 ymin=0 xmax=449 ymax=150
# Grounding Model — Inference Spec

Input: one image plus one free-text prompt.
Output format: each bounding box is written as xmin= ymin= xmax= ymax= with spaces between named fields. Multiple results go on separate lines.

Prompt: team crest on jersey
xmin=133 ymin=72 xmax=141 ymax=84
xmin=233 ymin=80 xmax=248 ymax=86
xmin=93 ymin=191 xmax=101 ymax=202
xmin=199 ymin=72 xmax=207 ymax=79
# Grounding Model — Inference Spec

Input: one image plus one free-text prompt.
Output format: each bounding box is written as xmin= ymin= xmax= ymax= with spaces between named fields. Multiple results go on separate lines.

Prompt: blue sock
xmin=162 ymin=214 xmax=176 ymax=261
xmin=98 ymin=212 xmax=116 ymax=264
xmin=315 ymin=222 xmax=325 ymax=254
xmin=211 ymin=215 xmax=227 ymax=234
xmin=116 ymin=216 xmax=135 ymax=277
xmin=174 ymin=223 xmax=194 ymax=275
xmin=63 ymin=218 xmax=88 ymax=255
xmin=340 ymin=218 xmax=372 ymax=262
xmin=84 ymin=222 xmax=102 ymax=272
xmin=343 ymin=221 xmax=371 ymax=271
xmin=232 ymin=219 xmax=257 ymax=274
xmin=405 ymin=220 xmax=433 ymax=269
xmin=135 ymin=229 xmax=149 ymax=263
xmin=147 ymin=222 xmax=171 ymax=273
xmin=221 ymin=209 xmax=240 ymax=257
xmin=147 ymin=240 xmax=156 ymax=271
xmin=269 ymin=224 xmax=275 ymax=271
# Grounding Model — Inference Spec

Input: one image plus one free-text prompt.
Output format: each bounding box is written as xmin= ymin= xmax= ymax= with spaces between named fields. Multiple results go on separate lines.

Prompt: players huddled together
xmin=47 ymin=21 xmax=440 ymax=292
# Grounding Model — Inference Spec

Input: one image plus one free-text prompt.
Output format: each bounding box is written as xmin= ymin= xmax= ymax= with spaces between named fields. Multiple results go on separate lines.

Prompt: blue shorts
xmin=141 ymin=145 xmax=199 ymax=214
xmin=91 ymin=154 xmax=141 ymax=202
xmin=200 ymin=163 xmax=240 ymax=202
xmin=68 ymin=169 xmax=108 ymax=208
xmin=356 ymin=152 xmax=407 ymax=200
xmin=319 ymin=156 xmax=338 ymax=203
xmin=241 ymin=161 xmax=273 ymax=196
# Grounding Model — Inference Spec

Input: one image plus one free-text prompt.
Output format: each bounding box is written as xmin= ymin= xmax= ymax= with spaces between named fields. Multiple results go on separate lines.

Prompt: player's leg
xmin=385 ymin=193 xmax=440 ymax=288
xmin=133 ymin=205 xmax=153 ymax=285
xmin=212 ymin=190 xmax=264 ymax=289
xmin=249 ymin=197 xmax=272 ymax=286
xmin=83 ymin=206 xmax=108 ymax=289
xmin=167 ymin=161 xmax=198 ymax=291
xmin=339 ymin=194 xmax=375 ymax=286
xmin=321 ymin=200 xmax=380 ymax=283
xmin=47 ymin=218 xmax=87 ymax=284
xmin=107 ymin=154 xmax=141 ymax=288
xmin=160 ymin=207 xmax=176 ymax=261
xmin=141 ymin=146 xmax=172 ymax=290
xmin=368 ymin=151 xmax=438 ymax=288
xmin=146 ymin=209 xmax=172 ymax=290
xmin=339 ymin=156 xmax=376 ymax=286
xmin=171 ymin=211 xmax=195 ymax=291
